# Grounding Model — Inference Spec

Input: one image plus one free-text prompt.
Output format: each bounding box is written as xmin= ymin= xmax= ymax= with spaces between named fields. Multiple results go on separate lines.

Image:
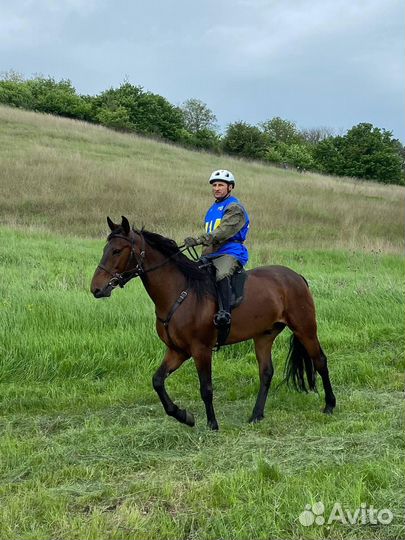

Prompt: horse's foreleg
xmin=249 ymin=334 xmax=278 ymax=423
xmin=194 ymin=349 xmax=218 ymax=430
xmin=152 ymin=349 xmax=194 ymax=427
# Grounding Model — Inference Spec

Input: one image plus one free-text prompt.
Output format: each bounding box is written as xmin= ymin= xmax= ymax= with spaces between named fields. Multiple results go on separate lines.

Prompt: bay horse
xmin=90 ymin=216 xmax=336 ymax=430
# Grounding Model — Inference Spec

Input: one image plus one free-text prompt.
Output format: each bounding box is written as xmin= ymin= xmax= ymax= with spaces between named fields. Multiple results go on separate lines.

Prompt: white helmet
xmin=209 ymin=169 xmax=235 ymax=185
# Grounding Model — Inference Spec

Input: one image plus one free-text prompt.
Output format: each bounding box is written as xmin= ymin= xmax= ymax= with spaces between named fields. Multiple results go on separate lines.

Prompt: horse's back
xmin=227 ymin=264 xmax=313 ymax=341
xmin=247 ymin=264 xmax=309 ymax=290
xmin=244 ymin=264 xmax=313 ymax=315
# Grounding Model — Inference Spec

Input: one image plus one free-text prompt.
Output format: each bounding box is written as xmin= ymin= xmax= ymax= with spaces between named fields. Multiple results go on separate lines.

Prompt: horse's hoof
xmin=323 ymin=406 xmax=334 ymax=415
xmin=175 ymin=408 xmax=195 ymax=426
xmin=207 ymin=420 xmax=219 ymax=431
xmin=184 ymin=411 xmax=195 ymax=427
xmin=249 ymin=414 xmax=264 ymax=424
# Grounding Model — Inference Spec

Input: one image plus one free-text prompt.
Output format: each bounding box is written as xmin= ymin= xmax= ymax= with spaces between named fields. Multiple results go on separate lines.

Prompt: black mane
xmin=135 ymin=228 xmax=215 ymax=298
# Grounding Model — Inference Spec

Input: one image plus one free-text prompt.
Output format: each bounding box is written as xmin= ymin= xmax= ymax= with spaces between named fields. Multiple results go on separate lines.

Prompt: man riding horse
xmin=184 ymin=169 xmax=250 ymax=330
xmin=90 ymin=171 xmax=336 ymax=429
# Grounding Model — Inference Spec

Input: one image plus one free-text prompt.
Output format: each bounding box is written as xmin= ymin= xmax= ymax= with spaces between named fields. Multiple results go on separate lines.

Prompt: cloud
xmin=205 ymin=0 xmax=401 ymax=78
xmin=213 ymin=0 xmax=397 ymax=70
xmin=0 ymin=0 xmax=101 ymax=49
xmin=0 ymin=0 xmax=403 ymax=139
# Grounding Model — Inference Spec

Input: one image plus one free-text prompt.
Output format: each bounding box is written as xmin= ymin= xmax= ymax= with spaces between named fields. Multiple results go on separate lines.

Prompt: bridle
xmin=96 ymin=228 xmax=204 ymax=355
xmin=97 ymin=229 xmax=198 ymax=290
xmin=97 ymin=229 xmax=145 ymax=289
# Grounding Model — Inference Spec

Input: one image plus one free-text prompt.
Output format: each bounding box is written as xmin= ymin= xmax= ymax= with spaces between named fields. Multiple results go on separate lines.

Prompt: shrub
xmin=223 ymin=121 xmax=268 ymax=159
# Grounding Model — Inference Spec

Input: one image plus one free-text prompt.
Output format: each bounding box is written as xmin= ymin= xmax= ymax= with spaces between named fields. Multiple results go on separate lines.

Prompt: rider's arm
xmin=199 ymin=203 xmax=246 ymax=246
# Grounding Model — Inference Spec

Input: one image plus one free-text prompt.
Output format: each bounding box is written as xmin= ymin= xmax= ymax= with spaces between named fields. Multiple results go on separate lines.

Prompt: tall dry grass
xmin=0 ymin=105 xmax=403 ymax=253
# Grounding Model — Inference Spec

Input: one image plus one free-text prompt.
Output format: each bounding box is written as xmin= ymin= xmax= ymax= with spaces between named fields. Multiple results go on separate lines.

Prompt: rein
xmin=98 ymin=228 xmax=199 ymax=355
xmin=98 ymin=229 xmax=196 ymax=289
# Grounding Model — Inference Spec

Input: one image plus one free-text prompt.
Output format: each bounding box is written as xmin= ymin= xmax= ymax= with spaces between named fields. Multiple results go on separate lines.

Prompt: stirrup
xmin=214 ymin=310 xmax=231 ymax=327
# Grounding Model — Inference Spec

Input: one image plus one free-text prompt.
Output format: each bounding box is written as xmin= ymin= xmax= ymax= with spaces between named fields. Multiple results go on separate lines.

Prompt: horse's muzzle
xmin=92 ymin=285 xmax=113 ymax=298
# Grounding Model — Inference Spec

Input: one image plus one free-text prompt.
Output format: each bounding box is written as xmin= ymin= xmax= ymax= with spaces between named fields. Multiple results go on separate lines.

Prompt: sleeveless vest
xmin=204 ymin=196 xmax=249 ymax=265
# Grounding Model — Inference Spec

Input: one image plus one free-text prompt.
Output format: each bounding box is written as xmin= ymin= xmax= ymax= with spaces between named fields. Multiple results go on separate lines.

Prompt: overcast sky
xmin=1 ymin=0 xmax=404 ymax=141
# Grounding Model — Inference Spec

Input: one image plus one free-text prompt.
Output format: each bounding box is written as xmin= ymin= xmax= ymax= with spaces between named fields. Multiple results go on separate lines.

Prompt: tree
xmin=313 ymin=123 xmax=403 ymax=184
xmin=313 ymin=136 xmax=346 ymax=176
xmin=342 ymin=123 xmax=402 ymax=183
xmin=393 ymin=139 xmax=405 ymax=179
xmin=94 ymin=83 xmax=185 ymax=141
xmin=222 ymin=121 xmax=268 ymax=160
xmin=26 ymin=77 xmax=93 ymax=120
xmin=265 ymin=141 xmax=315 ymax=170
xmin=260 ymin=117 xmax=302 ymax=145
xmin=0 ymin=73 xmax=93 ymax=120
xmin=300 ymin=126 xmax=335 ymax=145
xmin=180 ymin=98 xmax=217 ymax=133
xmin=96 ymin=106 xmax=133 ymax=130
xmin=0 ymin=70 xmax=34 ymax=109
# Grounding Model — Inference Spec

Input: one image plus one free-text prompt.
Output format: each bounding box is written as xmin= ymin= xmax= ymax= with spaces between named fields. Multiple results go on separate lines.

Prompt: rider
xmin=184 ymin=169 xmax=250 ymax=328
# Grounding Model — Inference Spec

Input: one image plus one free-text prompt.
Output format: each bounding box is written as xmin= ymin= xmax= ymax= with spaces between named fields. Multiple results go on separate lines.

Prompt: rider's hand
xmin=184 ymin=236 xmax=201 ymax=248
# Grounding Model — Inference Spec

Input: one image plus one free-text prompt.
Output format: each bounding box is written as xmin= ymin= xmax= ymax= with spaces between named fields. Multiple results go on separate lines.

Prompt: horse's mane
xmin=141 ymin=228 xmax=215 ymax=298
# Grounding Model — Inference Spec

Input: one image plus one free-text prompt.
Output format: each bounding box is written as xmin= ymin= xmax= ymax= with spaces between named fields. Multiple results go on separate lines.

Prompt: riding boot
xmin=214 ymin=277 xmax=232 ymax=328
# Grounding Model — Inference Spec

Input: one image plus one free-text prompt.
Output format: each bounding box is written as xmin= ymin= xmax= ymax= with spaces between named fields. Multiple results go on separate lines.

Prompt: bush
xmin=266 ymin=142 xmax=315 ymax=170
xmin=94 ymin=83 xmax=185 ymax=141
xmin=0 ymin=79 xmax=34 ymax=109
xmin=261 ymin=117 xmax=303 ymax=145
xmin=96 ymin=106 xmax=134 ymax=130
xmin=0 ymin=74 xmax=93 ymax=121
xmin=313 ymin=124 xmax=403 ymax=184
xmin=181 ymin=99 xmax=217 ymax=133
xmin=223 ymin=121 xmax=268 ymax=160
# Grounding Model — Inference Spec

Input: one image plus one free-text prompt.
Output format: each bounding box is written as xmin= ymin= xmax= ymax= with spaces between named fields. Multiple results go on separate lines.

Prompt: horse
xmin=90 ymin=216 xmax=336 ymax=430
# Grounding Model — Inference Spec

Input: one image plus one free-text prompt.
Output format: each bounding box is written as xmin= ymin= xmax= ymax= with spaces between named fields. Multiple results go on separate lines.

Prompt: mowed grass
xmin=0 ymin=230 xmax=403 ymax=540
xmin=0 ymin=107 xmax=404 ymax=539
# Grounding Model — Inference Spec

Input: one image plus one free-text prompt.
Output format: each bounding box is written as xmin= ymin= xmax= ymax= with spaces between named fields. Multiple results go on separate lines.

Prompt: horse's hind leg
xmin=294 ymin=331 xmax=336 ymax=414
xmin=249 ymin=326 xmax=284 ymax=424
xmin=152 ymin=348 xmax=194 ymax=427
xmin=316 ymin=346 xmax=336 ymax=414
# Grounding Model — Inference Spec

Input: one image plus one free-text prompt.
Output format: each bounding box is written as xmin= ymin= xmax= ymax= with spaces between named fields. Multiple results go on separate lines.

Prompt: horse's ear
xmin=107 ymin=216 xmax=118 ymax=231
xmin=121 ymin=216 xmax=130 ymax=235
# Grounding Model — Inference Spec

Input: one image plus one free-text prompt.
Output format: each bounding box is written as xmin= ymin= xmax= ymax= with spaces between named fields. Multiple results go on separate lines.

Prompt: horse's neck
xmin=138 ymin=248 xmax=187 ymax=314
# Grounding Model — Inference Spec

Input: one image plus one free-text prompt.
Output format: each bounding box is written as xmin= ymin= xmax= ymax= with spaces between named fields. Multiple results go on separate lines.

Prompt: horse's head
xmin=91 ymin=216 xmax=142 ymax=298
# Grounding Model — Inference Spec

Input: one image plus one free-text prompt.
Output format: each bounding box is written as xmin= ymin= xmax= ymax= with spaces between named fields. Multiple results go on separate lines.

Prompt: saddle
xmin=200 ymin=257 xmax=247 ymax=307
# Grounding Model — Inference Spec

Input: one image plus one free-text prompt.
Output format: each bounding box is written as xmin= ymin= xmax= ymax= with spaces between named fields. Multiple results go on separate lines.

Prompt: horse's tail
xmin=284 ymin=334 xmax=317 ymax=392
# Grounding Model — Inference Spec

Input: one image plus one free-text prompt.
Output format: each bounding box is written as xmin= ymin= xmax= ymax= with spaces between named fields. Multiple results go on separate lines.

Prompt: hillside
xmin=0 ymin=105 xmax=403 ymax=254
xmin=0 ymin=105 xmax=404 ymax=538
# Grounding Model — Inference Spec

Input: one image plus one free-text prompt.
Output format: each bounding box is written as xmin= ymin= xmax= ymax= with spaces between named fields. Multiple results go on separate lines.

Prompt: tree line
xmin=1 ymin=72 xmax=403 ymax=185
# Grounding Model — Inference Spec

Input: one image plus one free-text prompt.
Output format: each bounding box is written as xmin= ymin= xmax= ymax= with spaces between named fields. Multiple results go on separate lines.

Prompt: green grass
xmin=0 ymin=228 xmax=403 ymax=539
xmin=0 ymin=106 xmax=404 ymax=539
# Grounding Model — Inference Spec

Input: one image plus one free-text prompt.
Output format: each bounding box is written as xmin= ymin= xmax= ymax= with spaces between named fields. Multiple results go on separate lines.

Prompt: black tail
xmin=284 ymin=335 xmax=317 ymax=392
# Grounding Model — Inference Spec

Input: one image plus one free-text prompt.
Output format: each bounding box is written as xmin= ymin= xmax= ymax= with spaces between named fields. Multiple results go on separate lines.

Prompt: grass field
xmin=0 ymin=106 xmax=404 ymax=539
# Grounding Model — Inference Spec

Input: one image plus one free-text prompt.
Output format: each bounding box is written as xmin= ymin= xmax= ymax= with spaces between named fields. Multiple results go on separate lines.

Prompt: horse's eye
xmin=112 ymin=248 xmax=121 ymax=255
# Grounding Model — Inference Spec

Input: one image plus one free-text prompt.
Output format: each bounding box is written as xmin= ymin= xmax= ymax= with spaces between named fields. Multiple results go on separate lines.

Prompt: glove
xmin=184 ymin=236 xmax=202 ymax=248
